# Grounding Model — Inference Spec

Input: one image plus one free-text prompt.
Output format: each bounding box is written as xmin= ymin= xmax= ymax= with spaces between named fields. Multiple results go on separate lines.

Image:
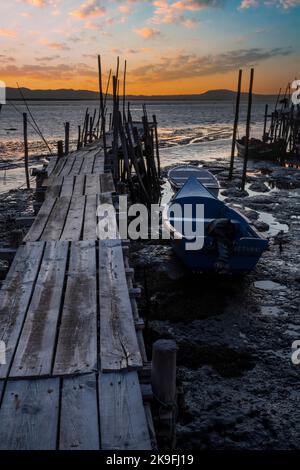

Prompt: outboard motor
xmin=207 ymin=218 xmax=236 ymax=274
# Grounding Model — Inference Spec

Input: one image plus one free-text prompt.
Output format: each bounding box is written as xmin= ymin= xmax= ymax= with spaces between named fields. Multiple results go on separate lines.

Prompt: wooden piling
xmin=64 ymin=122 xmax=70 ymax=155
xmin=262 ymin=104 xmax=268 ymax=142
xmin=57 ymin=140 xmax=64 ymax=158
xmin=229 ymin=69 xmax=242 ymax=179
xmin=77 ymin=125 xmax=81 ymax=149
xmin=22 ymin=112 xmax=30 ymax=190
xmin=89 ymin=116 xmax=93 ymax=143
xmin=123 ymin=60 xmax=127 ymax=122
xmin=151 ymin=339 xmax=178 ymax=445
xmin=152 ymin=115 xmax=161 ymax=178
xmin=241 ymin=68 xmax=254 ymax=191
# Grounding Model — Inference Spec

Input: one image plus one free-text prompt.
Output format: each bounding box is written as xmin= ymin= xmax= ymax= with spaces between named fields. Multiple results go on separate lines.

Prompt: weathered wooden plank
xmin=0 ymin=242 xmax=45 ymax=378
xmin=92 ymin=150 xmax=104 ymax=174
xmin=99 ymin=371 xmax=151 ymax=450
xmin=53 ymin=241 xmax=97 ymax=375
xmin=0 ymin=378 xmax=59 ymax=450
xmin=59 ymin=374 xmax=99 ymax=450
xmin=83 ymin=194 xmax=98 ymax=240
xmin=84 ymin=174 xmax=101 ymax=195
xmin=80 ymin=154 xmax=95 ymax=174
xmin=40 ymin=196 xmax=71 ymax=241
xmin=10 ymin=241 xmax=69 ymax=378
xmin=60 ymin=175 xmax=75 ymax=197
xmin=60 ymin=196 xmax=85 ymax=241
xmin=70 ymin=155 xmax=84 ymax=176
xmin=73 ymin=174 xmax=86 ymax=196
xmin=99 ymin=239 xmax=142 ymax=371
xmin=100 ymin=172 xmax=115 ymax=193
xmin=59 ymin=156 xmax=75 ymax=178
xmin=45 ymin=182 xmax=62 ymax=200
xmin=52 ymin=156 xmax=68 ymax=177
xmin=23 ymin=197 xmax=57 ymax=242
xmin=45 ymin=156 xmax=58 ymax=177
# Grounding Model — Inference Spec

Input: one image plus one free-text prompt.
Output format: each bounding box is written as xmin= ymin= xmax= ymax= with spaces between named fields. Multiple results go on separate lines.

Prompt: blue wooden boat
xmin=163 ymin=176 xmax=268 ymax=274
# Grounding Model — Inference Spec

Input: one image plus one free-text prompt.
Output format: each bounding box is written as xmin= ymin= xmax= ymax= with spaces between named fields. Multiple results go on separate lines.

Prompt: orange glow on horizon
xmin=1 ymin=72 xmax=286 ymax=95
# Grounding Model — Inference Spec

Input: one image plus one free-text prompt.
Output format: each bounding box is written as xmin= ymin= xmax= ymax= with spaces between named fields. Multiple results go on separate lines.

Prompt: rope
xmin=16 ymin=84 xmax=53 ymax=155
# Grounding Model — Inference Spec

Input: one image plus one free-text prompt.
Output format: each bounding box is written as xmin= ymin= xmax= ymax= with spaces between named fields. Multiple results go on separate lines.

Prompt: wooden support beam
xmin=229 ymin=69 xmax=242 ymax=179
xmin=241 ymin=68 xmax=254 ymax=191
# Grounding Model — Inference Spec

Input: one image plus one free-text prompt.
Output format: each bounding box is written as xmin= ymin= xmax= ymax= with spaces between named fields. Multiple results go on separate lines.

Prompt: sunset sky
xmin=0 ymin=0 xmax=299 ymax=94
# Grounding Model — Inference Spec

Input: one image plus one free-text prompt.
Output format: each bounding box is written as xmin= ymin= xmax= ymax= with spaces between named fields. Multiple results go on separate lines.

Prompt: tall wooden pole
xmin=241 ymin=68 xmax=254 ymax=191
xmin=98 ymin=55 xmax=104 ymax=122
xmin=123 ymin=60 xmax=127 ymax=122
xmin=262 ymin=104 xmax=268 ymax=142
xmin=77 ymin=125 xmax=81 ymax=149
xmin=23 ymin=112 xmax=30 ymax=189
xmin=153 ymin=114 xmax=161 ymax=178
xmin=229 ymin=69 xmax=242 ymax=179
xmin=64 ymin=121 xmax=70 ymax=155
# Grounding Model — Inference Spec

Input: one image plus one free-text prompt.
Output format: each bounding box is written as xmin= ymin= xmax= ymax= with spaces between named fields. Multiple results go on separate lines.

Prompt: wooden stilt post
xmin=152 ymin=114 xmax=161 ymax=178
xmin=77 ymin=125 xmax=81 ymax=149
xmin=89 ymin=116 xmax=93 ymax=143
xmin=123 ymin=60 xmax=127 ymax=122
xmin=23 ymin=112 xmax=30 ymax=189
xmin=64 ymin=121 xmax=70 ymax=155
xmin=84 ymin=113 xmax=89 ymax=146
xmin=151 ymin=339 xmax=178 ymax=446
xmin=229 ymin=69 xmax=242 ymax=179
xmin=241 ymin=68 xmax=254 ymax=191
xmin=57 ymin=140 xmax=64 ymax=158
xmin=262 ymin=104 xmax=268 ymax=142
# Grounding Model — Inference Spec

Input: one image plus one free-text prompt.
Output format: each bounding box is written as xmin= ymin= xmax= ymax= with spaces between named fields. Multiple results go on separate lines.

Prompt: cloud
xmin=151 ymin=0 xmax=215 ymax=27
xmin=0 ymin=55 xmax=16 ymax=63
xmin=239 ymin=0 xmax=259 ymax=9
xmin=0 ymin=28 xmax=17 ymax=38
xmin=240 ymin=0 xmax=300 ymax=8
xmin=21 ymin=11 xmax=33 ymax=17
xmin=40 ymin=39 xmax=70 ymax=50
xmin=134 ymin=27 xmax=161 ymax=38
xmin=118 ymin=3 xmax=132 ymax=13
xmin=35 ymin=55 xmax=60 ymax=61
xmin=19 ymin=0 xmax=49 ymax=6
xmin=131 ymin=47 xmax=291 ymax=82
xmin=71 ymin=0 xmax=106 ymax=19
xmin=0 ymin=62 xmax=97 ymax=81
xmin=271 ymin=0 xmax=300 ymax=7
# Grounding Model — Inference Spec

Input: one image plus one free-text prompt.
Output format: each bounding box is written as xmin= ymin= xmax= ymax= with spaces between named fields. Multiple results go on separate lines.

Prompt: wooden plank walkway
xmin=0 ymin=141 xmax=152 ymax=450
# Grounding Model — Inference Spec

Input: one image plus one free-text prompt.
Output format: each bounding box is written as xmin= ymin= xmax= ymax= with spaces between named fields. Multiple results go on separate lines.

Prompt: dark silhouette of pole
xmin=23 ymin=112 xmax=30 ymax=189
xmin=241 ymin=68 xmax=254 ymax=191
xmin=64 ymin=121 xmax=70 ymax=155
xmin=229 ymin=69 xmax=242 ymax=179
xmin=262 ymin=104 xmax=268 ymax=142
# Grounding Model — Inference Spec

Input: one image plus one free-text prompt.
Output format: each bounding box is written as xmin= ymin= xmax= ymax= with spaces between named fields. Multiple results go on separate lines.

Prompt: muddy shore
xmin=1 ymin=158 xmax=300 ymax=450
xmin=131 ymin=157 xmax=300 ymax=450
xmin=0 ymin=188 xmax=35 ymax=275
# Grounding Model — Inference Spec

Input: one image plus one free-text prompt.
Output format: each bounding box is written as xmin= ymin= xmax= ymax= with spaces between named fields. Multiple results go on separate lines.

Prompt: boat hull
xmin=236 ymin=140 xmax=278 ymax=160
xmin=164 ymin=176 xmax=268 ymax=274
xmin=168 ymin=166 xmax=220 ymax=197
xmin=170 ymin=235 xmax=267 ymax=273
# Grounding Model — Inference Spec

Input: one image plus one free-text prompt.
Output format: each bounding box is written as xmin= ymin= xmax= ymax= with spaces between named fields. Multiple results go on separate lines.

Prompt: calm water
xmin=0 ymin=99 xmax=272 ymax=193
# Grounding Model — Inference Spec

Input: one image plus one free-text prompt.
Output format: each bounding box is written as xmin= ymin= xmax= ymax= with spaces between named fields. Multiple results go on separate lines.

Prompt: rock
xmin=248 ymin=181 xmax=270 ymax=193
xmin=253 ymin=220 xmax=269 ymax=232
xmin=241 ymin=209 xmax=259 ymax=221
xmin=221 ymin=188 xmax=248 ymax=198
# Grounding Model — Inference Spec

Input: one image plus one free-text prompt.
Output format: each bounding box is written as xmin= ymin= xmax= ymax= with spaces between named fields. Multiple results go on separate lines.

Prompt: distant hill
xmin=5 ymin=87 xmax=276 ymax=102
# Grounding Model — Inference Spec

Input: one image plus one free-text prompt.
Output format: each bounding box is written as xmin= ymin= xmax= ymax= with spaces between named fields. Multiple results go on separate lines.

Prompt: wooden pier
xmin=0 ymin=138 xmax=155 ymax=450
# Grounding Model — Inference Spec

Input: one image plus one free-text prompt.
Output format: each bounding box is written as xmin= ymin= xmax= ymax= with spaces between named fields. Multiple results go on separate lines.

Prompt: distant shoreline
xmin=5 ymin=87 xmax=277 ymax=102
